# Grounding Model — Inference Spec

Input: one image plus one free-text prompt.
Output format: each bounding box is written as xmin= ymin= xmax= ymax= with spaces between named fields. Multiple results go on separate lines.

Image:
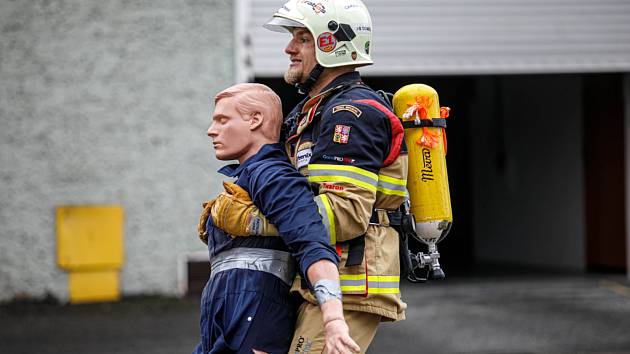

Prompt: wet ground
xmin=2 ymin=270 xmax=630 ymax=354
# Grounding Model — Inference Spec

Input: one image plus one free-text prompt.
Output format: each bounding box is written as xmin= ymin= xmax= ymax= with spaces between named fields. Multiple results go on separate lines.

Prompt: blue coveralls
xmin=193 ymin=143 xmax=339 ymax=354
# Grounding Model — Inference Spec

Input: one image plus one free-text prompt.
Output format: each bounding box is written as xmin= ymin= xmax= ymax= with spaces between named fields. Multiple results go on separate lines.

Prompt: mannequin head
xmin=208 ymin=83 xmax=283 ymax=163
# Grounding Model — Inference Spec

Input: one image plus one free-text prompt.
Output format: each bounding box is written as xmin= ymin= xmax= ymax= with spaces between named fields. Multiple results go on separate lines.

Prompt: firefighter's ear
xmin=249 ymin=111 xmax=264 ymax=131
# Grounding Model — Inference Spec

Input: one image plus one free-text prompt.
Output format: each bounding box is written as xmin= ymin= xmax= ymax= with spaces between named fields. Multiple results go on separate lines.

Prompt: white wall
xmin=0 ymin=0 xmax=233 ymax=302
xmin=471 ymin=76 xmax=586 ymax=270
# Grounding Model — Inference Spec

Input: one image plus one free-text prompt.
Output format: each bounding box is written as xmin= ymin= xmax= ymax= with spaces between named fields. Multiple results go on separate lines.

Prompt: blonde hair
xmin=214 ymin=83 xmax=283 ymax=141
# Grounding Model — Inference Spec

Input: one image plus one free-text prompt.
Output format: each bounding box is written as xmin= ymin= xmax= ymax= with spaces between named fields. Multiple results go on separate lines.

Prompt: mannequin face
xmin=207 ymin=96 xmax=256 ymax=163
xmin=284 ymin=28 xmax=317 ymax=85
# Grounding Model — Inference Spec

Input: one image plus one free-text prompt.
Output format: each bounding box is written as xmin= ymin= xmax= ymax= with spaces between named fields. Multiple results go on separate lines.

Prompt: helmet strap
xmin=295 ymin=64 xmax=324 ymax=95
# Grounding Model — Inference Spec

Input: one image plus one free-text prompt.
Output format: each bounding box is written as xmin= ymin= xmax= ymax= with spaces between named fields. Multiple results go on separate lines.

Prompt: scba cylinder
xmin=392 ymin=84 xmax=452 ymax=242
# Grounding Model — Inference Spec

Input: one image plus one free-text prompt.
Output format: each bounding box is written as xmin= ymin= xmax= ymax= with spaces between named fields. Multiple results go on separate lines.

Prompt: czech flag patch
xmin=333 ymin=125 xmax=351 ymax=144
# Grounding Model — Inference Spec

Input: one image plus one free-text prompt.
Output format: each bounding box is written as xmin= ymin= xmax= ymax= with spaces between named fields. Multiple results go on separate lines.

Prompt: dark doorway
xmin=583 ymin=74 xmax=627 ymax=272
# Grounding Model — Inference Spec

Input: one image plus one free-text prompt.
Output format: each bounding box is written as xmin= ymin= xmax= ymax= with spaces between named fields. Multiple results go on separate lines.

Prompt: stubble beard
xmin=284 ymin=67 xmax=303 ymax=86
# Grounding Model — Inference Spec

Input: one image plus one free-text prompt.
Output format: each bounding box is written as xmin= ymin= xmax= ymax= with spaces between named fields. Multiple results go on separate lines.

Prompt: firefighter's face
xmin=284 ymin=28 xmax=317 ymax=86
xmin=207 ymin=96 xmax=254 ymax=163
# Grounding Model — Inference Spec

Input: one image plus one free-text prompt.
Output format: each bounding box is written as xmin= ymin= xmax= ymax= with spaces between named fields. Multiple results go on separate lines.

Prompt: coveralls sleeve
xmin=308 ymin=102 xmax=391 ymax=243
xmin=246 ymin=162 xmax=339 ymax=276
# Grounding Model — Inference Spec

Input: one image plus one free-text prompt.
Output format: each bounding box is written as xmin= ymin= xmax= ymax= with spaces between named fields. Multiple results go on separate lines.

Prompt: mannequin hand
xmin=197 ymin=199 xmax=216 ymax=244
xmin=211 ymin=181 xmax=278 ymax=237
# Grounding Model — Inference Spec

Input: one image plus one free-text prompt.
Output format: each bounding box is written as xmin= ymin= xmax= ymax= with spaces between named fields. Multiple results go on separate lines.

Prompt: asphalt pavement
xmin=2 ymin=270 xmax=630 ymax=354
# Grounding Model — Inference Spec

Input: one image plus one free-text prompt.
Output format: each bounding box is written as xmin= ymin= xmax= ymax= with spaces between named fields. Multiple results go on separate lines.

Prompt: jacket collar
xmin=217 ymin=143 xmax=283 ymax=178
xmin=312 ymin=71 xmax=362 ymax=99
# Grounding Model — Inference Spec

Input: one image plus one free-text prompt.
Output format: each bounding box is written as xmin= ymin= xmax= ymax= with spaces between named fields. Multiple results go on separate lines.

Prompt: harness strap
xmin=210 ymin=247 xmax=296 ymax=286
xmin=345 ymin=236 xmax=366 ymax=267
xmin=401 ymin=118 xmax=447 ymax=129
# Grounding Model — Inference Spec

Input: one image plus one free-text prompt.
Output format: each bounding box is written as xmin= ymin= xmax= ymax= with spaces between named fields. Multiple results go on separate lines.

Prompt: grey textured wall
xmin=0 ymin=0 xmax=234 ymax=302
xmin=471 ymin=76 xmax=586 ymax=270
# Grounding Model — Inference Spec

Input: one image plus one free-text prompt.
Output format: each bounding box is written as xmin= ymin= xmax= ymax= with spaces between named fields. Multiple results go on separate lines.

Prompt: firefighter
xmin=209 ymin=1 xmax=408 ymax=352
xmin=194 ymin=83 xmax=359 ymax=354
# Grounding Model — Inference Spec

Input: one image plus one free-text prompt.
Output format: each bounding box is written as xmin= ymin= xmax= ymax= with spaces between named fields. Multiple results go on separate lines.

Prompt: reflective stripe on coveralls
xmin=210 ymin=247 xmax=297 ymax=286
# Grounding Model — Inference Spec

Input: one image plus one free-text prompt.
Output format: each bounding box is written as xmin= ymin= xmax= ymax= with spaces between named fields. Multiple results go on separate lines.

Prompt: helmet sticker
xmin=364 ymin=41 xmax=370 ymax=54
xmin=299 ymin=0 xmax=326 ymax=15
xmin=334 ymin=49 xmax=347 ymax=57
xmin=317 ymin=32 xmax=337 ymax=52
xmin=351 ymin=51 xmax=357 ymax=60
xmin=354 ymin=25 xmax=372 ymax=33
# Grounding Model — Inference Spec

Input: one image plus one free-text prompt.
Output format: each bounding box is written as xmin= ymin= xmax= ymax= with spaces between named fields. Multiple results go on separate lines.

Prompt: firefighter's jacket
xmin=285 ymin=72 xmax=408 ymax=321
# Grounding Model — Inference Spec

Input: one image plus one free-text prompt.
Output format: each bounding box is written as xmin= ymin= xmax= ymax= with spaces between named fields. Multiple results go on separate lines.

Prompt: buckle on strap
xmin=210 ymin=247 xmax=297 ymax=286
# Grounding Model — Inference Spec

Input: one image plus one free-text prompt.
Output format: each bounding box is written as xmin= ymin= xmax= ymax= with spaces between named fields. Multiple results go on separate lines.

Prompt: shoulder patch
xmin=333 ymin=124 xmax=351 ymax=144
xmin=332 ymin=104 xmax=362 ymax=118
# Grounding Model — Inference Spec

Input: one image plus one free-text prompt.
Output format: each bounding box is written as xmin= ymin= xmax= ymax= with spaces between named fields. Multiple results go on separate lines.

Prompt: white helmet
xmin=264 ymin=0 xmax=373 ymax=68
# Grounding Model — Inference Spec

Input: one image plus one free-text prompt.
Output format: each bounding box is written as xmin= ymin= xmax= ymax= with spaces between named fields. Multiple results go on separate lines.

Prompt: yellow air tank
xmin=393 ymin=84 xmax=452 ymax=279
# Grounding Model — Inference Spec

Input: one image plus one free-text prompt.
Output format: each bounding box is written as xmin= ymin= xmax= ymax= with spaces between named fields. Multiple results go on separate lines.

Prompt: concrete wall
xmin=0 ymin=0 xmax=234 ymax=302
xmin=627 ymin=74 xmax=630 ymax=279
xmin=471 ymin=76 xmax=586 ymax=270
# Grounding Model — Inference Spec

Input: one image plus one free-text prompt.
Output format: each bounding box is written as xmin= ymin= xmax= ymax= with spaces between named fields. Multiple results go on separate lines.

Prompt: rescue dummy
xmin=193 ymin=83 xmax=360 ymax=354
xmin=207 ymin=1 xmax=408 ymax=352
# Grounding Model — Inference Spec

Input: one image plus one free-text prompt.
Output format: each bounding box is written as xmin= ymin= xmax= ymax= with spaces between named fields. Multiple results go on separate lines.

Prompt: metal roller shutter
xmin=247 ymin=0 xmax=630 ymax=76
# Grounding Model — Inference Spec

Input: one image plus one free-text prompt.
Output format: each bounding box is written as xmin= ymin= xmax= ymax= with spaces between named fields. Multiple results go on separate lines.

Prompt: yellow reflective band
xmin=309 ymin=164 xmax=378 ymax=181
xmin=377 ymin=186 xmax=407 ymax=197
xmin=340 ymin=274 xmax=367 ymax=293
xmin=341 ymin=285 xmax=367 ymax=292
xmin=340 ymin=274 xmax=366 ymax=281
xmin=368 ymin=275 xmax=400 ymax=282
xmin=367 ymin=275 xmax=400 ymax=294
xmin=318 ymin=194 xmax=336 ymax=244
xmin=309 ymin=176 xmax=377 ymax=193
xmin=377 ymin=175 xmax=407 ymax=196
xmin=368 ymin=288 xmax=400 ymax=294
xmin=378 ymin=175 xmax=407 ymax=186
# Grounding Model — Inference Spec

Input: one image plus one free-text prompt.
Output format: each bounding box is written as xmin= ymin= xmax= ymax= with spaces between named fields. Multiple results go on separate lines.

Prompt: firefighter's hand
xmin=211 ymin=181 xmax=279 ymax=237
xmin=324 ymin=319 xmax=360 ymax=354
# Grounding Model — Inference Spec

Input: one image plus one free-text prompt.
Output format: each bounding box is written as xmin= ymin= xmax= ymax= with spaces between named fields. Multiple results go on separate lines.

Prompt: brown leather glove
xmin=197 ymin=199 xmax=216 ymax=245
xmin=210 ymin=181 xmax=279 ymax=237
